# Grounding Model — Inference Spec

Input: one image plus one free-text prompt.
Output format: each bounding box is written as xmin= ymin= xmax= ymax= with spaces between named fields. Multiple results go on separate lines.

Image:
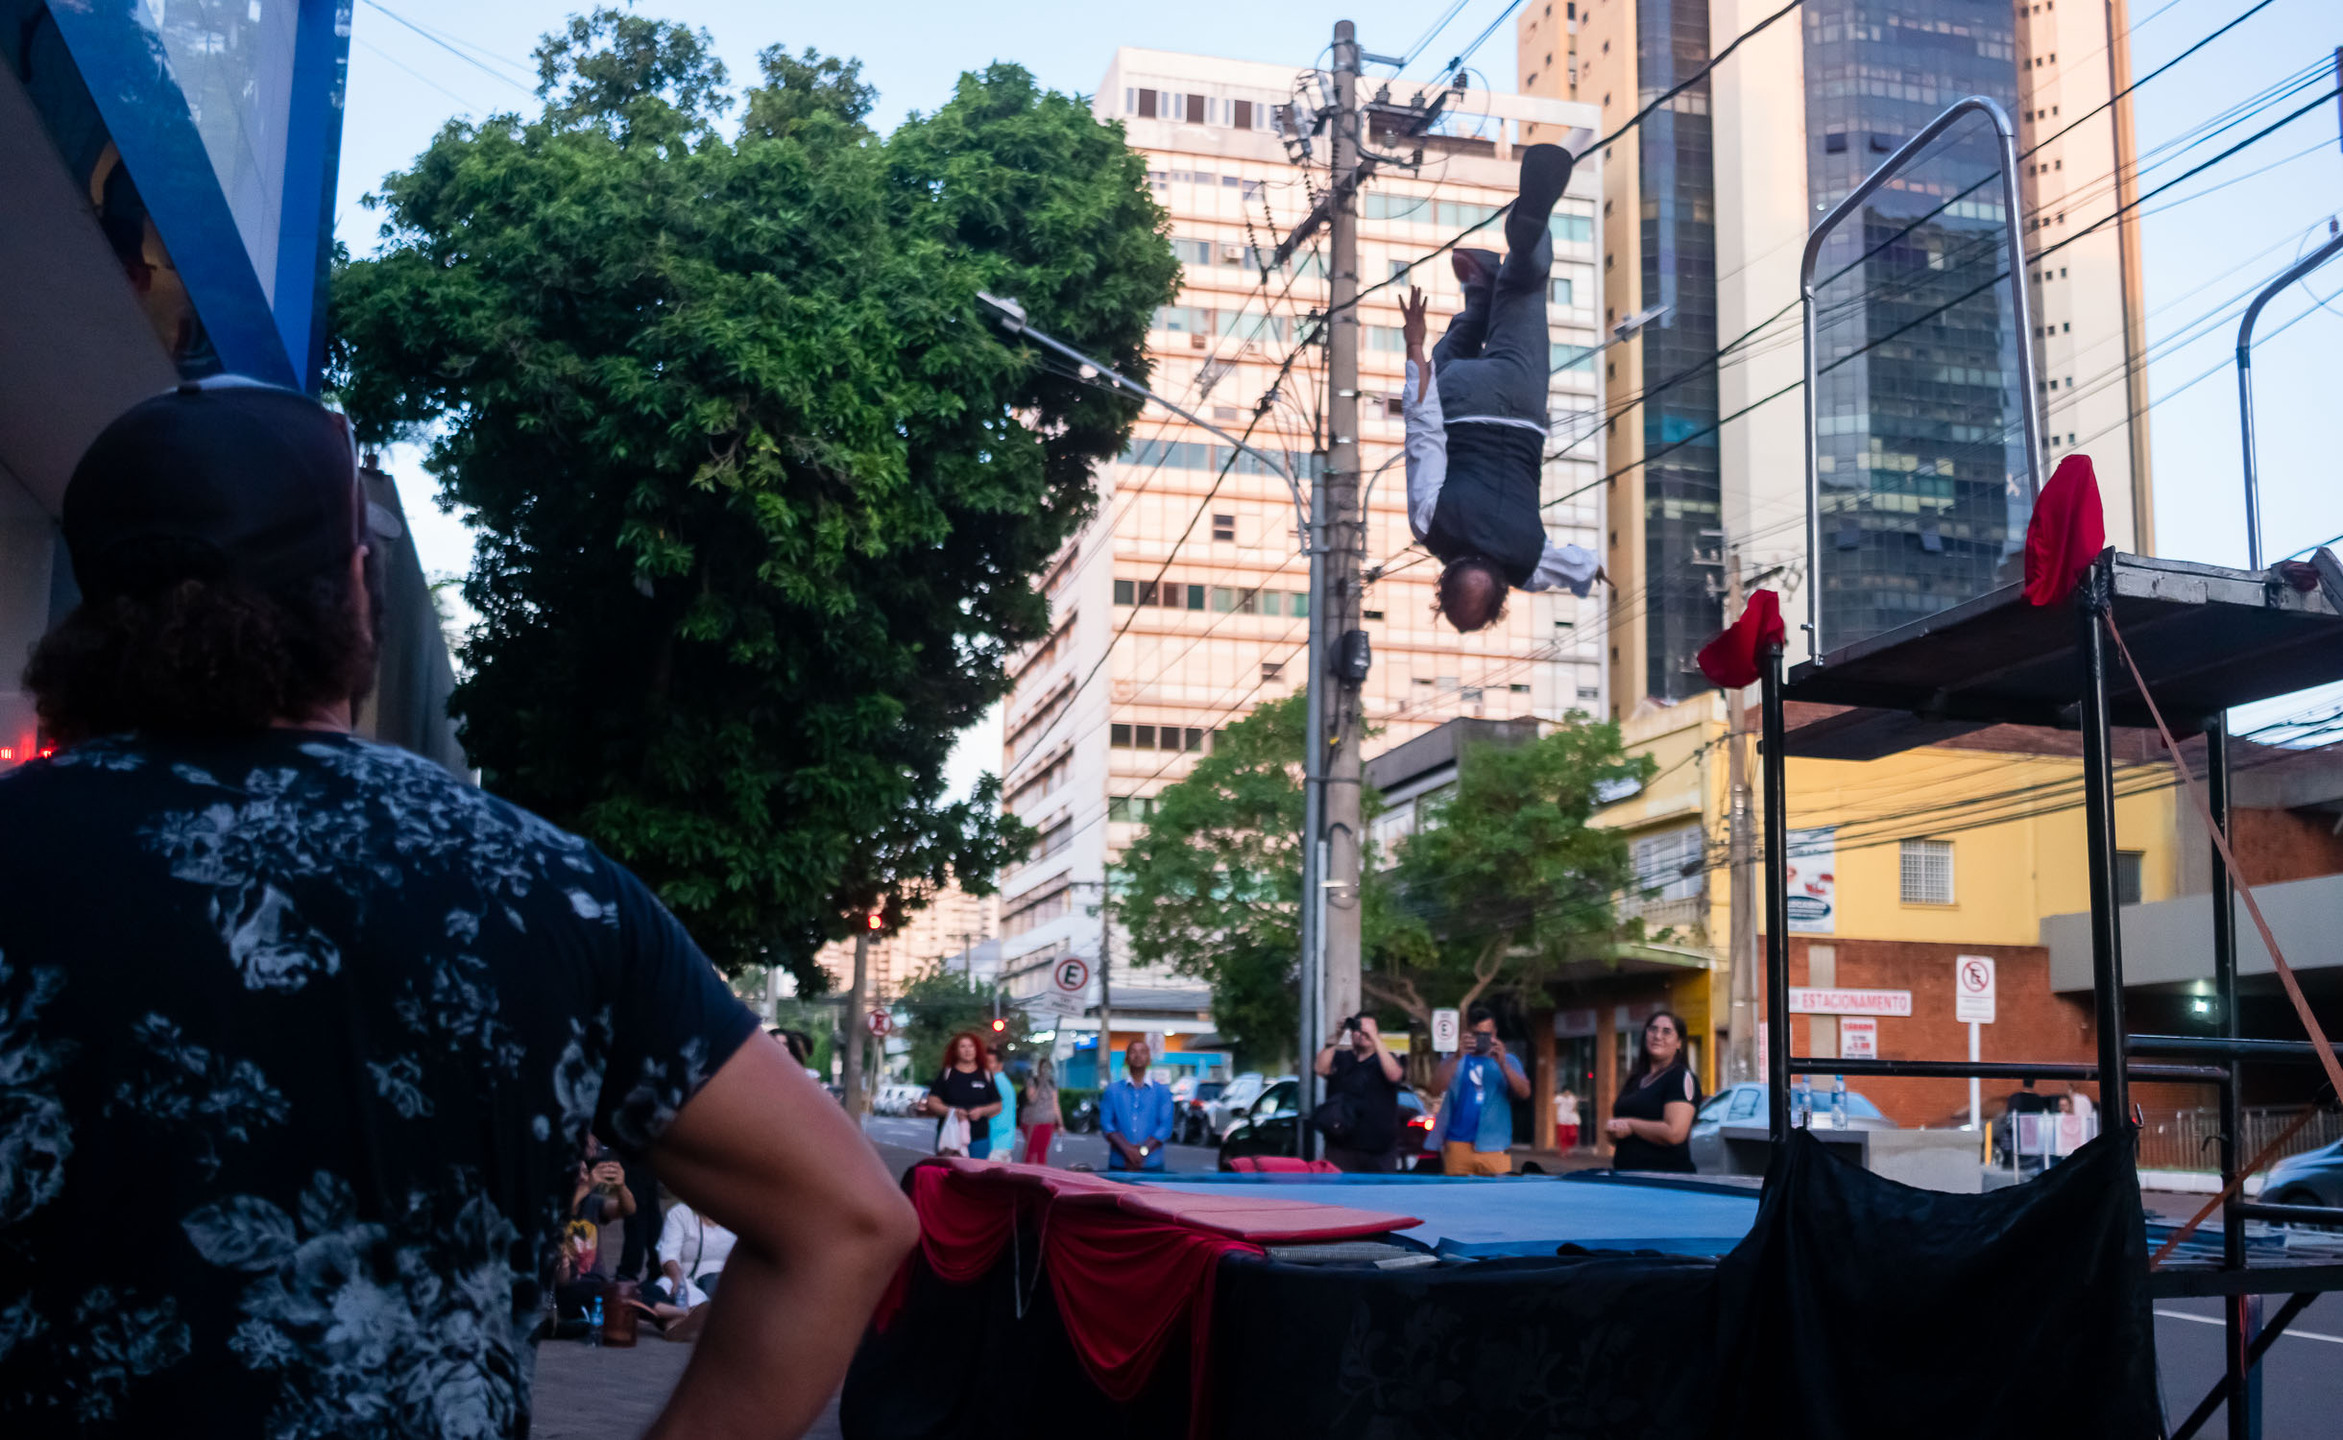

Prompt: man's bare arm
xmin=645 ymin=1034 xmax=918 ymax=1440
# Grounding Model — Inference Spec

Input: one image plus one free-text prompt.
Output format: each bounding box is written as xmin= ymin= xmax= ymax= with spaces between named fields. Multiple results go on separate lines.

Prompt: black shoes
xmin=1508 ymin=143 xmax=1574 ymax=254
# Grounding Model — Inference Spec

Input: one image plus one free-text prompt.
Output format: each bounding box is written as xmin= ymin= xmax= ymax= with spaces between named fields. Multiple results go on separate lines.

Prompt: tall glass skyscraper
xmin=1518 ymin=0 xmax=2148 ymax=710
xmin=1803 ymin=1 xmax=2027 ymax=653
xmin=1636 ymin=0 xmax=1723 ymax=700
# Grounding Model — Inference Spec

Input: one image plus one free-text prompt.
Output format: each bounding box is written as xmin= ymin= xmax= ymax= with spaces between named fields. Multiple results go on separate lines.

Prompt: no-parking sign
xmin=1051 ymin=955 xmax=1092 ymax=994
xmin=866 ymin=1008 xmax=893 ymax=1036
xmin=1431 ymin=1008 xmax=1461 ymax=1053
xmin=1955 ymin=955 xmax=1996 ymax=1024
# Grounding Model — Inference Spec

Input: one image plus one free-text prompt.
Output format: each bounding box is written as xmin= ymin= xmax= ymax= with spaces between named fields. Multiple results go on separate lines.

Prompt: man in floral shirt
xmin=0 ymin=378 xmax=915 ymax=1436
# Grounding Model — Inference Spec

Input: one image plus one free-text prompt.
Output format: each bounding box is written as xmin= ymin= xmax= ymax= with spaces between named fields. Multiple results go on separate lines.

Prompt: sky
xmin=334 ymin=0 xmax=2343 ymax=778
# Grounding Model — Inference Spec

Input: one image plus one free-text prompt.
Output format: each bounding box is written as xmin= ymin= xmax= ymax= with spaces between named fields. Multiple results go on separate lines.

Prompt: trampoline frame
xmin=1772 ymin=97 xmax=2343 ymax=1440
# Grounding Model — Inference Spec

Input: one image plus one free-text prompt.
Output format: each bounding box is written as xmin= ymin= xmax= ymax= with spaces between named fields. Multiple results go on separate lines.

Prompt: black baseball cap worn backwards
xmin=62 ymin=375 xmax=401 ymax=601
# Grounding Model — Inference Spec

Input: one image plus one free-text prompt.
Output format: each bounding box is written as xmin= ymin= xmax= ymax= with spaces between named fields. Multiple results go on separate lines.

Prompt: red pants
xmin=1023 ymin=1123 xmax=1057 ymax=1165
xmin=1555 ymin=1123 xmax=1580 ymax=1150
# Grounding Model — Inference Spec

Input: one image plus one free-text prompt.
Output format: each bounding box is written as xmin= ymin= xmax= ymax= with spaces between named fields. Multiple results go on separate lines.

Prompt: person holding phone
xmin=1313 ymin=1014 xmax=1404 ymax=1172
xmin=1433 ymin=1006 xmax=1531 ymax=1175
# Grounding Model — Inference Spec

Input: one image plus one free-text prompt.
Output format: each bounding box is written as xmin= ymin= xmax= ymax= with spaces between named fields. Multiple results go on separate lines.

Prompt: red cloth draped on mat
xmin=2023 ymin=453 xmax=2105 ymax=606
xmin=1695 ymin=587 xmax=1784 ymax=688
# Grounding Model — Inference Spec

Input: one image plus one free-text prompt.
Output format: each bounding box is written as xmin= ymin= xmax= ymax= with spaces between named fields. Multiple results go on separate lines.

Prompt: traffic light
xmin=990 ymin=1018 xmax=1006 ymax=1033
xmin=866 ymin=912 xmax=883 ymax=931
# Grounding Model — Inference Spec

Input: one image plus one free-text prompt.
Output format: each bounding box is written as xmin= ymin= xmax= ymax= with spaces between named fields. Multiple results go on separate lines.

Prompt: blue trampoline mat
xmin=1125 ymin=1173 xmax=1763 ymax=1258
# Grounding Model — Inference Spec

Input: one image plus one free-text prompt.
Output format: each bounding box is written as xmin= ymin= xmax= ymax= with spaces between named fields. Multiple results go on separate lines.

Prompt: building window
xmin=1136 ymin=89 xmax=1156 ymax=119
xmin=1212 ymin=513 xmax=1236 ymax=542
xmin=1113 ymin=579 xmax=1134 ymax=605
xmin=1028 ymin=819 xmax=1072 ymax=864
xmin=1186 ymin=93 xmax=1206 ymax=124
xmin=2116 ymin=850 xmax=2144 ymax=907
xmin=1110 ymin=723 xmax=1131 ymax=747
xmin=1233 ymin=99 xmax=1253 ymax=129
xmin=1899 ymin=839 xmax=1955 ymax=905
xmin=1261 ymin=661 xmax=1285 ymax=682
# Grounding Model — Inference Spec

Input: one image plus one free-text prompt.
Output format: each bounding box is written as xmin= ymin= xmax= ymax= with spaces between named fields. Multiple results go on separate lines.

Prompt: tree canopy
xmin=1114 ymin=701 xmax=1653 ymax=1064
xmin=1373 ymin=722 xmax=1654 ymax=1027
xmin=1112 ymin=694 xmax=1319 ymax=1066
xmin=332 ymin=11 xmax=1178 ymax=981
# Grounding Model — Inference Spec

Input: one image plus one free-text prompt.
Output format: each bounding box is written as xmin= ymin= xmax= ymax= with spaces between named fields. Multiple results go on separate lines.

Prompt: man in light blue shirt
xmin=1433 ymin=1005 xmax=1530 ymax=1176
xmin=1099 ymin=1040 xmax=1175 ymax=1172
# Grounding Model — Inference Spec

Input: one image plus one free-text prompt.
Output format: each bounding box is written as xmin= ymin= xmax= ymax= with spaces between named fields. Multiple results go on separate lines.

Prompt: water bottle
xmin=1793 ymin=1076 xmax=1812 ymax=1128
xmin=586 ymin=1295 xmax=604 ymax=1346
xmin=1830 ymin=1075 xmax=1848 ymax=1131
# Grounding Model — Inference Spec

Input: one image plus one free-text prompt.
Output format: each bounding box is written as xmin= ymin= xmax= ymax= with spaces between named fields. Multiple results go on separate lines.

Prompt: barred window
xmin=1899 ymin=839 xmax=1955 ymax=905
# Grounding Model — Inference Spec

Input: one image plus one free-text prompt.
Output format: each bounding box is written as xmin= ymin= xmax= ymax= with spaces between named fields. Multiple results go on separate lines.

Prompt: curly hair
xmin=1433 ymin=557 xmax=1509 ymax=632
xmin=24 ymin=558 xmax=379 ymax=744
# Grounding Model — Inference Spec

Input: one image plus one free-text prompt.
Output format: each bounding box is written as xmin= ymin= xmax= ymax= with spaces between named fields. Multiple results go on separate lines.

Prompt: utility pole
xmin=1724 ymin=551 xmax=1757 ymax=1085
xmin=1318 ymin=16 xmax=1368 ymax=1109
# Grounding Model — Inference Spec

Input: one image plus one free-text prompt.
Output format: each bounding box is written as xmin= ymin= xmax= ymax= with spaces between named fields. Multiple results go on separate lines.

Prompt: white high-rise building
xmin=992 ymin=47 xmax=1606 ymax=1066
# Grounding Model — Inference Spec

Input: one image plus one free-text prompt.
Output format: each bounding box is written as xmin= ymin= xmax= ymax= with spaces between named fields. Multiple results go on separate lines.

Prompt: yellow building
xmin=1590 ymin=691 xmax=2198 ymax=1129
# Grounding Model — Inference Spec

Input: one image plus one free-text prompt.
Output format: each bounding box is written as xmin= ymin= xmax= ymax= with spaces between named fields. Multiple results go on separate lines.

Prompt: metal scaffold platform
xmin=1759 ymin=90 xmax=2343 ymax=1440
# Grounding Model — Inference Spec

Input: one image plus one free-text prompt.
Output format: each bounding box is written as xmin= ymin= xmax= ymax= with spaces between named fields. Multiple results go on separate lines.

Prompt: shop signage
xmin=1789 ymin=987 xmax=1911 ymax=1016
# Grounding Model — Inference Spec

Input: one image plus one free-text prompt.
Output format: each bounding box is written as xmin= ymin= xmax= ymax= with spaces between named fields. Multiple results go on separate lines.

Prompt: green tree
xmin=1113 ymin=695 xmax=1317 ymax=1065
xmin=1372 ymin=722 xmax=1654 ymax=1028
xmin=331 ymin=11 xmax=1178 ymax=982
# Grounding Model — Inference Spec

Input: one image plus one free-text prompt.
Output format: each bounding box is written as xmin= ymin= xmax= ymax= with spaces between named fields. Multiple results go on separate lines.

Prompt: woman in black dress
xmin=1605 ymin=1010 xmax=1702 ymax=1172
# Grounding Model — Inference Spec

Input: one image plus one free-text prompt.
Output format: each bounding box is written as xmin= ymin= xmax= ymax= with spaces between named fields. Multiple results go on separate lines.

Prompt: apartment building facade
xmin=1521 ymin=0 xmax=2152 ymax=710
xmin=989 ymin=48 xmax=1608 ymax=1061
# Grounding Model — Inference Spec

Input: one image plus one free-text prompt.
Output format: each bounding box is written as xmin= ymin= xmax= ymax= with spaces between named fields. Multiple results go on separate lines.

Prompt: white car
xmin=1206 ymin=1073 xmax=1266 ymax=1137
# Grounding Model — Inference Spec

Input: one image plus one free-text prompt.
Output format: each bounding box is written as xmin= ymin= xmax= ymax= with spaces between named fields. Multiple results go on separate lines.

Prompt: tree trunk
xmin=841 ymin=929 xmax=870 ymax=1123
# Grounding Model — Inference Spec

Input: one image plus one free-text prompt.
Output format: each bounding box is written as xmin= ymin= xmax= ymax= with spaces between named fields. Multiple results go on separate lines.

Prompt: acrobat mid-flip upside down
xmin=1402 ymin=143 xmax=1607 ymax=633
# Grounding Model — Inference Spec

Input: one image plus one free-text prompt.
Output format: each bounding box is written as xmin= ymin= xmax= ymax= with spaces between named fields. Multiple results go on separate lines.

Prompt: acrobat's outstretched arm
xmin=1401 ymin=286 xmax=1446 ymax=546
xmin=1524 ymin=541 xmax=1603 ymax=597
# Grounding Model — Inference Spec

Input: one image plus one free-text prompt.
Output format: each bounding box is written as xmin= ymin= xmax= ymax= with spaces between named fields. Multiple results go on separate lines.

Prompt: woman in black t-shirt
xmin=1606 ymin=1010 xmax=1702 ymax=1173
xmin=921 ymin=1031 xmax=1003 ymax=1156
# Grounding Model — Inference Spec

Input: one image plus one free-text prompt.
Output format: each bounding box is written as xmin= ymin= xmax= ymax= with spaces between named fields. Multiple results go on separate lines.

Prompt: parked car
xmin=1687 ymin=1081 xmax=1896 ymax=1174
xmin=1218 ymin=1082 xmax=1436 ymax=1171
xmin=2262 ymin=1137 xmax=2343 ymax=1214
xmin=1206 ymin=1073 xmax=1267 ymax=1138
xmin=1176 ymin=1080 xmax=1229 ymax=1146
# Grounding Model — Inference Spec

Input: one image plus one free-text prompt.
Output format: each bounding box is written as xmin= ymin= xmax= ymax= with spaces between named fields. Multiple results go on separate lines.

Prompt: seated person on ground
xmin=1401 ymin=143 xmax=1605 ymax=633
xmin=635 ymin=1198 xmax=738 ymax=1340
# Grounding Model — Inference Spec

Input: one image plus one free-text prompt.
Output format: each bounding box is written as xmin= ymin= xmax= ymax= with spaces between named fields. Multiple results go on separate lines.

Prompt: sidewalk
xmin=528 ymin=1136 xmax=928 ymax=1439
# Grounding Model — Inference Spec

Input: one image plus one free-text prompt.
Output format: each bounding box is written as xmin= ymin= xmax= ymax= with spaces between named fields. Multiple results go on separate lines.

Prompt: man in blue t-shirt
xmin=1434 ymin=1006 xmax=1530 ymax=1175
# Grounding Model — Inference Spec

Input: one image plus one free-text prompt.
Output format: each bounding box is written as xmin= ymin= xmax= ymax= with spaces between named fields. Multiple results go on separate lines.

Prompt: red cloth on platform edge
xmin=1041 ymin=1203 xmax=1262 ymax=1430
xmin=2024 ymin=453 xmax=2105 ymax=606
xmin=871 ymin=1163 xmax=1020 ymax=1332
xmin=1695 ymin=587 xmax=1785 ymax=689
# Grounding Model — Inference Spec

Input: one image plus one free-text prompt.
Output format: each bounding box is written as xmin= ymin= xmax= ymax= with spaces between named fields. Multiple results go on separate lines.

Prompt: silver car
xmin=2262 ymin=1137 xmax=2343 ymax=1212
xmin=1687 ymin=1081 xmax=1897 ymax=1174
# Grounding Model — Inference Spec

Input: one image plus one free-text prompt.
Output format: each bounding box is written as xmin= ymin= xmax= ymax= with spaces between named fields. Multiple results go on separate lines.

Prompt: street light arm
xmin=975 ymin=292 xmax=1312 ymax=540
xmin=2234 ymin=230 xmax=2343 ymax=570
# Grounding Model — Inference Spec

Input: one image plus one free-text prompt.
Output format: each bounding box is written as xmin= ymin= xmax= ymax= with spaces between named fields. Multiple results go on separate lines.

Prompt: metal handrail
xmin=1800 ymin=96 xmax=2043 ymax=666
xmin=2235 ymin=230 xmax=2343 ymax=568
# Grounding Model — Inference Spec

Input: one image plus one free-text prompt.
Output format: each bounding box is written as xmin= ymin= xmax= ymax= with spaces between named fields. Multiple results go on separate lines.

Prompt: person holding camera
xmin=1434 ymin=1006 xmax=1531 ymax=1176
xmin=1313 ymin=1014 xmax=1405 ymax=1172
